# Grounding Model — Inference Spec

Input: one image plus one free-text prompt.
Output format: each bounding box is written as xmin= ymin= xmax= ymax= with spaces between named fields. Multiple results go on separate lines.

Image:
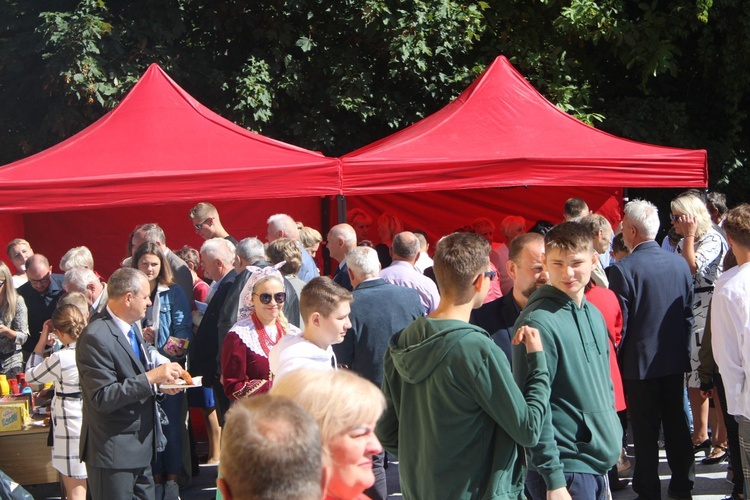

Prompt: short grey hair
xmin=580 ymin=214 xmax=612 ymax=237
xmin=201 ymin=238 xmax=236 ymax=265
xmin=108 ymin=268 xmax=147 ymax=299
xmin=60 ymin=246 xmax=94 ymax=271
xmin=236 ymin=237 xmax=266 ymax=262
xmin=346 ymin=246 xmax=380 ymax=279
xmin=135 ymin=223 xmax=166 ymax=245
xmin=267 ymin=214 xmax=299 ymax=239
xmin=624 ymin=199 xmax=660 ymax=240
xmin=63 ymin=267 xmax=98 ymax=293
xmin=391 ymin=232 xmax=420 ymax=260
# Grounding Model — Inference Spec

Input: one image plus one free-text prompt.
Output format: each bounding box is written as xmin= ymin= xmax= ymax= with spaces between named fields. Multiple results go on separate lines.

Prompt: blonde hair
xmin=253 ymin=275 xmax=290 ymax=334
xmin=271 ymin=369 xmax=385 ymax=446
xmin=298 ymin=226 xmax=323 ymax=251
xmin=671 ymin=194 xmax=712 ymax=239
xmin=0 ymin=262 xmax=18 ymax=323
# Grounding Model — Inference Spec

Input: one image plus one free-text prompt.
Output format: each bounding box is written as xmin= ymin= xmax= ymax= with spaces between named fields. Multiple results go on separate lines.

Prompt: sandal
xmin=702 ymin=444 xmax=728 ymax=465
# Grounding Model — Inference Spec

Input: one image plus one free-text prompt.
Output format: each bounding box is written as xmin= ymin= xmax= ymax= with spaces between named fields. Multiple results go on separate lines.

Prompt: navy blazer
xmin=333 ymin=278 xmax=423 ymax=387
xmin=333 ymin=262 xmax=353 ymax=291
xmin=77 ymin=310 xmax=157 ymax=469
xmin=190 ymin=269 xmax=237 ymax=385
xmin=608 ymin=240 xmax=694 ymax=380
xmin=469 ymin=292 xmax=521 ymax=365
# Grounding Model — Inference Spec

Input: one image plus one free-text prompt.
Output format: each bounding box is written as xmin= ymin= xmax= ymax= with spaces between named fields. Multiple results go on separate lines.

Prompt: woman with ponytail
xmin=26 ymin=304 xmax=88 ymax=500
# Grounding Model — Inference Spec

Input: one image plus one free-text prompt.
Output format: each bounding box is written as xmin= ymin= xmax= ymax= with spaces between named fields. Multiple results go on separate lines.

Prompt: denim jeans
xmin=526 ymin=469 xmax=607 ymax=500
xmin=153 ymin=392 xmax=185 ymax=475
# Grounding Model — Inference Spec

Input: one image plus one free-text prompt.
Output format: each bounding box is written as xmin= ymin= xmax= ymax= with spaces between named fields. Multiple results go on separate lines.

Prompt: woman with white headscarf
xmin=220 ymin=263 xmax=301 ymax=401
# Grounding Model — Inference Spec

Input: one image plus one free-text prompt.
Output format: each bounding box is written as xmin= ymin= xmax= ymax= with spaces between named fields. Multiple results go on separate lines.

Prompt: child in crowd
xmin=513 ymin=222 xmax=620 ymax=500
xmin=376 ymin=232 xmax=550 ymax=499
xmin=269 ymin=277 xmax=353 ymax=379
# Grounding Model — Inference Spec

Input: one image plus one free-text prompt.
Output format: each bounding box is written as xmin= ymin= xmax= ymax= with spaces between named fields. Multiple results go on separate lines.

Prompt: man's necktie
xmin=127 ymin=325 xmax=142 ymax=362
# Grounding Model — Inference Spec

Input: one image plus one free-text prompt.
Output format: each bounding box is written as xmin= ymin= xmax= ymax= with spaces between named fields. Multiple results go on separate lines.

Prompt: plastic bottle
xmin=8 ymin=379 xmax=19 ymax=395
xmin=16 ymin=373 xmax=27 ymax=392
xmin=0 ymin=374 xmax=9 ymax=396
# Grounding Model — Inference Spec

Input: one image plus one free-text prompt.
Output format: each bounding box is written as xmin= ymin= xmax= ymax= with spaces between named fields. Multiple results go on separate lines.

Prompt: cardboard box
xmin=0 ymin=402 xmax=29 ymax=432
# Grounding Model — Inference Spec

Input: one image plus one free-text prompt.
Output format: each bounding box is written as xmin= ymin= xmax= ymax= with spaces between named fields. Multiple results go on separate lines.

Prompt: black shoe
xmin=693 ymin=438 xmax=711 ymax=456
xmin=702 ymin=445 xmax=729 ymax=465
xmin=667 ymin=488 xmax=693 ymax=500
xmin=610 ymin=478 xmax=630 ymax=491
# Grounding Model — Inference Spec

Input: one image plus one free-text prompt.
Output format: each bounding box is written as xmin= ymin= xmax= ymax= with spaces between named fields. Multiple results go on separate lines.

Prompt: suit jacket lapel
xmin=106 ymin=315 xmax=146 ymax=372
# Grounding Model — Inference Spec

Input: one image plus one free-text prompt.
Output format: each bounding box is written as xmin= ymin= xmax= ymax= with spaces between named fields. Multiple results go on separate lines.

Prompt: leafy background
xmin=1 ymin=0 xmax=748 ymax=206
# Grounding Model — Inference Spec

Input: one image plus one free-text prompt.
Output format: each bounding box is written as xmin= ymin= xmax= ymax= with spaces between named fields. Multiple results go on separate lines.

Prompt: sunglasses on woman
xmin=253 ymin=292 xmax=286 ymax=305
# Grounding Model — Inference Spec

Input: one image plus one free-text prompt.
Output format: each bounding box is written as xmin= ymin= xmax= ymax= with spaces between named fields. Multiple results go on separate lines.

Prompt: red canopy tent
xmin=0 ymin=64 xmax=341 ymax=275
xmin=339 ymin=56 xmax=708 ymax=243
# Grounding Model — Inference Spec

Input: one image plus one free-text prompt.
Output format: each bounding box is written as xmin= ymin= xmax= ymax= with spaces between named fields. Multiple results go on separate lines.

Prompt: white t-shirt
xmin=269 ymin=332 xmax=336 ymax=380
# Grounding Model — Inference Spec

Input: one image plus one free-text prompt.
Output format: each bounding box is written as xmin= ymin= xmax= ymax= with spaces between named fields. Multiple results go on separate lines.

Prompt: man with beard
xmin=471 ymin=232 xmax=547 ymax=364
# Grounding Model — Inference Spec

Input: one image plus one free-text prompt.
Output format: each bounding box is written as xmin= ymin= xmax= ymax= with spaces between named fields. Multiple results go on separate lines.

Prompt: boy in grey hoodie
xmin=376 ymin=232 xmax=550 ymax=499
xmin=513 ymin=222 xmax=620 ymax=500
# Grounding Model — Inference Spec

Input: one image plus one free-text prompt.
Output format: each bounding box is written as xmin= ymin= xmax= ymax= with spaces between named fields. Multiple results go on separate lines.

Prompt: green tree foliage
xmin=1 ymin=0 xmax=747 ymax=203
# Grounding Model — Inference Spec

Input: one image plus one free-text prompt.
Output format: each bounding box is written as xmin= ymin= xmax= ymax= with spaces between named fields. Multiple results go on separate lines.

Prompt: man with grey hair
xmin=77 ymin=267 xmax=183 ymax=499
xmin=131 ymin=223 xmax=194 ymax=309
xmin=190 ymin=238 xmax=238 ymax=418
xmin=332 ymin=245 xmax=422 ymax=499
xmin=266 ymin=214 xmax=319 ymax=282
xmin=580 ymin=213 xmax=613 ymax=288
xmin=217 ymin=394 xmax=325 ymax=500
xmin=63 ymin=267 xmax=108 ymax=317
xmin=379 ymin=231 xmax=440 ymax=314
xmin=59 ymin=246 xmax=95 ymax=271
xmin=327 ymin=223 xmax=357 ymax=291
xmin=609 ymin=199 xmax=695 ymax=499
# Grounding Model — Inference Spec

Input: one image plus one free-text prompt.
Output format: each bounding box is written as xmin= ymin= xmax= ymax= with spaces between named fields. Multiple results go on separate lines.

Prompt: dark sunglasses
xmin=194 ymin=217 xmax=213 ymax=230
xmin=473 ymin=270 xmax=497 ymax=285
xmin=669 ymin=213 xmax=681 ymax=222
xmin=254 ymin=292 xmax=286 ymax=305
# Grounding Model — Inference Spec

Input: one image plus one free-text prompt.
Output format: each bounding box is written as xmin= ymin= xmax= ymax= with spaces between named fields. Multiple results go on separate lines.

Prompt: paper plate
xmin=161 ymin=375 xmax=203 ymax=390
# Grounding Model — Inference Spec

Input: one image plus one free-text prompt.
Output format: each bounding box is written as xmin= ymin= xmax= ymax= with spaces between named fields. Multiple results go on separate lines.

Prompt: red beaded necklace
xmin=250 ymin=312 xmax=284 ymax=356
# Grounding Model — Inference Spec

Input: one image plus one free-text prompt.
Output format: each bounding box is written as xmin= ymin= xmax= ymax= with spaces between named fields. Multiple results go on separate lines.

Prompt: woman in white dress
xmin=26 ymin=304 xmax=87 ymax=500
xmin=672 ymin=193 xmax=728 ymax=462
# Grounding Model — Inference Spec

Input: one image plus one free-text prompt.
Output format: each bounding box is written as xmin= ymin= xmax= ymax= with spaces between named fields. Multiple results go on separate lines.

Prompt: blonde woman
xmin=272 ymin=369 xmax=385 ymax=500
xmin=221 ymin=265 xmax=301 ymax=400
xmin=0 ymin=261 xmax=28 ymax=378
xmin=26 ymin=304 xmax=87 ymax=500
xmin=671 ymin=193 xmax=728 ymax=460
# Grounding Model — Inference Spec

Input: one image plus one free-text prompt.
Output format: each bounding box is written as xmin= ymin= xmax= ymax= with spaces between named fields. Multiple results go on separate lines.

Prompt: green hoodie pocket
xmin=574 ymin=408 xmax=621 ymax=471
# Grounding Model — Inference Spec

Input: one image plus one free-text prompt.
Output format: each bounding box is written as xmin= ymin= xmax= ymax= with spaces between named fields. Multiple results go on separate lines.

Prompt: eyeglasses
xmin=194 ymin=217 xmax=213 ymax=230
xmin=0 ymin=281 xmax=5 ymax=288
xmin=253 ymin=292 xmax=286 ymax=305
xmin=669 ymin=214 xmax=681 ymax=222
xmin=473 ymin=270 xmax=497 ymax=285
xmin=29 ymin=272 xmax=51 ymax=285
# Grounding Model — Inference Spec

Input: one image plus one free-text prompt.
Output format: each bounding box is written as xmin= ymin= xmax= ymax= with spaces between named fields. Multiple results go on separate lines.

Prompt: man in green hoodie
xmin=513 ymin=222 xmax=620 ymax=500
xmin=376 ymin=232 xmax=551 ymax=499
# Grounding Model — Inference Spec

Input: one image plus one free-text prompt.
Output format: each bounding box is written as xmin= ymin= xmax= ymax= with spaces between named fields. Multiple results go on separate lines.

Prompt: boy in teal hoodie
xmin=512 ymin=222 xmax=620 ymax=500
xmin=376 ymin=232 xmax=551 ymax=499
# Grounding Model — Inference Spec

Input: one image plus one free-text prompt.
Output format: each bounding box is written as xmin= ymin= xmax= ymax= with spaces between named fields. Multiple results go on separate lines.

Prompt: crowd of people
xmin=2 ymin=193 xmax=749 ymax=500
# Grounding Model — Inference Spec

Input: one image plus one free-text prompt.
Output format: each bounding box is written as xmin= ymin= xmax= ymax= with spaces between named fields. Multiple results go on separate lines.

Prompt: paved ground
xmin=23 ymin=447 xmax=734 ymax=499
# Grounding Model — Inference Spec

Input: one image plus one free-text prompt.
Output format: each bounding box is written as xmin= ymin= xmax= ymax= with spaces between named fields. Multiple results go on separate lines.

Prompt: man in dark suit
xmin=327 ymin=223 xmax=357 ymax=291
xmin=332 ymin=245 xmax=423 ymax=500
xmin=608 ymin=199 xmax=695 ymax=500
xmin=470 ymin=232 xmax=547 ymax=364
xmin=18 ymin=254 xmax=64 ymax=357
xmin=77 ymin=268 xmax=183 ymax=500
xmin=63 ymin=267 xmax=108 ymax=318
xmin=190 ymin=238 xmax=238 ymax=419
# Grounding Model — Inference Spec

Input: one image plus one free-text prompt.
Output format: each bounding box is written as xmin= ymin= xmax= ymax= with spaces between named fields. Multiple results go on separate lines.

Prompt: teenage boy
xmin=269 ymin=277 xmax=353 ymax=379
xmin=513 ymin=222 xmax=620 ymax=500
xmin=376 ymin=232 xmax=550 ymax=499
